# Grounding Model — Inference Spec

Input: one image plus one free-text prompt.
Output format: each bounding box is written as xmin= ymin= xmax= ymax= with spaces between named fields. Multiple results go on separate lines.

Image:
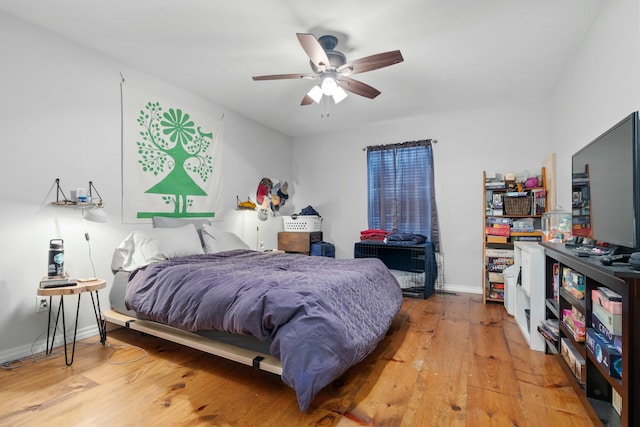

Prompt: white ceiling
xmin=1 ymin=0 xmax=604 ymax=138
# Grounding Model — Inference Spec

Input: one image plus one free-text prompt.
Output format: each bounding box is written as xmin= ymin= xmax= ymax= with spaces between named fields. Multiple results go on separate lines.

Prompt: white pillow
xmin=201 ymin=223 xmax=250 ymax=253
xmin=115 ymin=224 xmax=204 ymax=271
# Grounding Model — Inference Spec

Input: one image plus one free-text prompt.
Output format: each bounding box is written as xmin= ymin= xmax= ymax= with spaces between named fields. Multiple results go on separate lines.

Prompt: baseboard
xmin=442 ymin=284 xmax=483 ymax=295
xmin=0 ymin=324 xmax=100 ymax=365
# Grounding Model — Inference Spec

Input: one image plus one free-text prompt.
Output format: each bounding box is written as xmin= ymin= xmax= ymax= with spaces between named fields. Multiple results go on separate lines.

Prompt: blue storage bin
xmin=310 ymin=241 xmax=335 ymax=257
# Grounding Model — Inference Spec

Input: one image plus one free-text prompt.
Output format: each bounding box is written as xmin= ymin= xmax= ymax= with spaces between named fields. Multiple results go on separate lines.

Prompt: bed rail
xmin=103 ymin=309 xmax=283 ymax=375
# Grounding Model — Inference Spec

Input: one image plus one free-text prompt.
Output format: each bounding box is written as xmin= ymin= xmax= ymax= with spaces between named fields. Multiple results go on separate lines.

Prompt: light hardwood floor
xmin=0 ymin=293 xmax=599 ymax=426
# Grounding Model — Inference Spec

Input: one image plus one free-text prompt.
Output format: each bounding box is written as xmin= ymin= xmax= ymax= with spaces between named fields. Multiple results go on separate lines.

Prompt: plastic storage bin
xmin=282 ymin=215 xmax=322 ymax=232
xmin=542 ymin=206 xmax=572 ymax=243
xmin=502 ymin=264 xmax=518 ymax=315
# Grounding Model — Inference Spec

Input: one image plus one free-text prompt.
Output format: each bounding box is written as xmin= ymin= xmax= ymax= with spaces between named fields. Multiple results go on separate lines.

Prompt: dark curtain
xmin=367 ymin=139 xmax=440 ymax=251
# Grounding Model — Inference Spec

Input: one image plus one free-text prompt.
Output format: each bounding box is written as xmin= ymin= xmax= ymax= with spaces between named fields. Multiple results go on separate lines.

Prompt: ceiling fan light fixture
xmin=321 ymin=77 xmax=338 ymax=96
xmin=307 ymin=85 xmax=323 ymax=103
xmin=332 ymin=86 xmax=348 ymax=104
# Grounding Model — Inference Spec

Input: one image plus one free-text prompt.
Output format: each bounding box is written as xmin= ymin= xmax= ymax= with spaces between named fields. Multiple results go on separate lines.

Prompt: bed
xmin=105 ymin=218 xmax=403 ymax=411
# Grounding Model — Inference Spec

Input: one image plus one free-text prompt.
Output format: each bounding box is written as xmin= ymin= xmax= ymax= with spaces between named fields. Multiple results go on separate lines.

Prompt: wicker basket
xmin=504 ymin=196 xmax=531 ymax=216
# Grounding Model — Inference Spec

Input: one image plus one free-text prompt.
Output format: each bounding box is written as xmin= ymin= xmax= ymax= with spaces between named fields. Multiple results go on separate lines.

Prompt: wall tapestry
xmin=121 ymin=83 xmax=223 ymax=223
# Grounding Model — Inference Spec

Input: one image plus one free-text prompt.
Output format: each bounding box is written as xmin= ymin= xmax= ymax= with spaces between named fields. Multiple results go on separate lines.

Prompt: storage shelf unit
xmin=482 ymin=168 xmax=547 ymax=304
xmin=541 ymin=242 xmax=640 ymax=426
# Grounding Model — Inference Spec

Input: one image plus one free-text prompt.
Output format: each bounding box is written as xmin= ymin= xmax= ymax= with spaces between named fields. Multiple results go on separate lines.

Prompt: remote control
xmin=600 ymin=254 xmax=630 ymax=266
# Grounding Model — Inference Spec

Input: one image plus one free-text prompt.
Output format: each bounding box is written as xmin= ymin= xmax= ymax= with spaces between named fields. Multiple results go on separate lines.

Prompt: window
xmin=367 ymin=139 xmax=440 ymax=250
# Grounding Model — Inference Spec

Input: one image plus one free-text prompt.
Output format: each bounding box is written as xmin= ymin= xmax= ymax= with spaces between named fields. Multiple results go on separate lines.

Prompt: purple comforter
xmin=125 ymin=250 xmax=402 ymax=410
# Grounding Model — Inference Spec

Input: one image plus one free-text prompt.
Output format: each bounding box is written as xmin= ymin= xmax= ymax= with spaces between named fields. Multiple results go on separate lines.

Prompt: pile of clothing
xmin=360 ymin=229 xmax=389 ymax=241
xmin=360 ymin=229 xmax=429 ymax=245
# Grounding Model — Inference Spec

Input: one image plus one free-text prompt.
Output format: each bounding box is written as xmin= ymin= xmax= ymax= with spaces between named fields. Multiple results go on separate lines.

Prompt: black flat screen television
xmin=571 ymin=111 xmax=640 ymax=252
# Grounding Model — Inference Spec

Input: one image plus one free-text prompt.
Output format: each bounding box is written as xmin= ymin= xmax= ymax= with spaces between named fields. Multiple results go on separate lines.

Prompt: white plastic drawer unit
xmin=521 ymin=243 xmax=544 ymax=295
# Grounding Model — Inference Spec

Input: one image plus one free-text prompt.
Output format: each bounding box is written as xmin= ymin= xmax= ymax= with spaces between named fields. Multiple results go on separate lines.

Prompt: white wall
xmin=0 ymin=12 xmax=292 ymax=362
xmin=292 ymin=102 xmax=552 ymax=293
xmin=550 ymin=0 xmax=640 ymax=210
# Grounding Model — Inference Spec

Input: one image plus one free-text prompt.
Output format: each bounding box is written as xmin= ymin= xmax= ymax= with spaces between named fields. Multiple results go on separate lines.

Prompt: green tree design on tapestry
xmin=135 ymin=101 xmax=215 ymax=218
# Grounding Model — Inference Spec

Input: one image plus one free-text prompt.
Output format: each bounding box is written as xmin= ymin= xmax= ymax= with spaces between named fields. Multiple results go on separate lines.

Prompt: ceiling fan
xmin=252 ymin=33 xmax=404 ymax=106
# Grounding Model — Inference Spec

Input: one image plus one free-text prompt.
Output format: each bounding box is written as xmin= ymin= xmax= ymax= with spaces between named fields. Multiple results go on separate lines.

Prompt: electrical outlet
xmin=36 ymin=297 xmax=49 ymax=313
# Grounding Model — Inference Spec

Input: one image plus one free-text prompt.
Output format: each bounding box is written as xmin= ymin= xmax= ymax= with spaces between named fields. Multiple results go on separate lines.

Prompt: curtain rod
xmin=362 ymin=138 xmax=438 ymax=151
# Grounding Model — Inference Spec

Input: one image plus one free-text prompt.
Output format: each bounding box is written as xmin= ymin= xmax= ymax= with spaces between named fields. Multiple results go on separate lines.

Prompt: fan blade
xmin=337 ymin=50 xmax=404 ymax=75
xmin=297 ymin=33 xmax=331 ymax=72
xmin=253 ymin=73 xmax=315 ymax=81
xmin=300 ymin=94 xmax=314 ymax=106
xmin=337 ymin=77 xmax=381 ymax=99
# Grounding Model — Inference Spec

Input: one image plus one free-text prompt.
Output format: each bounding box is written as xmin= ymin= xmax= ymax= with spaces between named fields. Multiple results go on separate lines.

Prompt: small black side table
xmin=37 ymin=279 xmax=107 ymax=365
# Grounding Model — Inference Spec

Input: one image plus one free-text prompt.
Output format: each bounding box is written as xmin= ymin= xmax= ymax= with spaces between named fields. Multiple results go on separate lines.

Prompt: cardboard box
xmin=592 ymin=302 xmax=622 ymax=336
xmin=591 ymin=288 xmax=622 ymax=314
xmin=486 ymin=235 xmax=508 ymax=244
xmin=586 ymin=328 xmax=622 ymax=379
xmin=562 ymin=267 xmax=585 ymax=299
xmin=552 ymin=263 xmax=559 ymax=302
xmin=488 ymin=272 xmax=504 ymax=282
xmin=485 ymin=226 xmax=510 ymax=236
xmin=486 ymin=216 xmax=512 ymax=225
xmin=563 ymin=308 xmax=586 ymax=342
xmin=485 ymin=248 xmax=514 ymax=258
xmin=591 ymin=313 xmax=622 ymax=351
xmin=612 ymin=388 xmax=622 ymax=416
xmin=561 ymin=338 xmax=585 ymax=384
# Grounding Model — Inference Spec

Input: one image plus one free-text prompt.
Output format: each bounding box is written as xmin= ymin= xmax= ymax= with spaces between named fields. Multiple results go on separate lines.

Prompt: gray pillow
xmin=201 ymin=223 xmax=250 ymax=253
xmin=152 ymin=216 xmax=211 ymax=246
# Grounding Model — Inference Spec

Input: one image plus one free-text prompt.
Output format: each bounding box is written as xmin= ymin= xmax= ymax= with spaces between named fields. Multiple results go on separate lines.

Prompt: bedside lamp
xmin=83 ymin=207 xmax=107 ymax=223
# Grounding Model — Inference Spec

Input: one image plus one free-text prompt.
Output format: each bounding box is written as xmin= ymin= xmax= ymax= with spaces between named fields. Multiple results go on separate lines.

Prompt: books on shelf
xmin=552 ymin=263 xmax=559 ymax=302
xmin=572 ymin=172 xmax=589 ymax=185
xmin=510 ymin=235 xmax=541 ymax=242
xmin=487 ymin=281 xmax=505 ymax=300
xmin=538 ymin=319 xmax=559 ymax=346
xmin=530 ymin=188 xmax=546 ymax=215
xmin=561 ymin=338 xmax=586 ymax=384
xmin=485 ymin=180 xmax=506 ymax=189
xmin=485 ymin=248 xmax=514 ymax=257
xmin=486 ymin=248 xmax=514 ymax=273
xmin=486 ymin=263 xmax=513 ymax=273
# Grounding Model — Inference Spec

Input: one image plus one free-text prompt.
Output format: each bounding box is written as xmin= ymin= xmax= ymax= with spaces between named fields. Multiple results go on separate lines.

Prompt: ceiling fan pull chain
xmin=321 ymin=96 xmax=330 ymax=118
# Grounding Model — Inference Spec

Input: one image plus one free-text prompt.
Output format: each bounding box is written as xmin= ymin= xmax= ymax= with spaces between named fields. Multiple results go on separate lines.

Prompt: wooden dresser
xmin=278 ymin=232 xmax=323 ymax=255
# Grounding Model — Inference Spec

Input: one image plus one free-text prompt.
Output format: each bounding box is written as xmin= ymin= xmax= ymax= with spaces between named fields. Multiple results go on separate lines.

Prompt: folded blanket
xmin=360 ymin=229 xmax=390 ymax=241
xmin=385 ymin=232 xmax=428 ymax=245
